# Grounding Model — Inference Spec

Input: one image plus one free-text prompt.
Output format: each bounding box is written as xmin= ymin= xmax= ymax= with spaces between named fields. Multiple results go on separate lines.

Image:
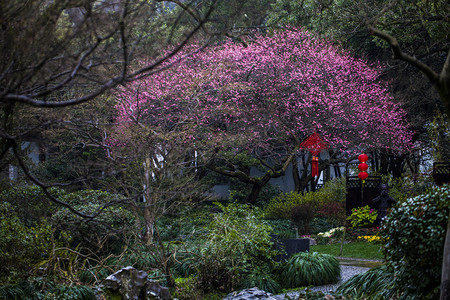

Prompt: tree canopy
xmin=110 ymin=28 xmax=413 ymax=202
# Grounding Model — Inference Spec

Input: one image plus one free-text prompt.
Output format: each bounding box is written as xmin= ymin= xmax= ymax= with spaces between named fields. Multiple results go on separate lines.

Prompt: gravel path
xmin=272 ymin=265 xmax=371 ymax=299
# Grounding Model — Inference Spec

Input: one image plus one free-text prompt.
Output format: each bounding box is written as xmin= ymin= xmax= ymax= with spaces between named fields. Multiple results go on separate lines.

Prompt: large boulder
xmin=102 ymin=266 xmax=171 ymax=300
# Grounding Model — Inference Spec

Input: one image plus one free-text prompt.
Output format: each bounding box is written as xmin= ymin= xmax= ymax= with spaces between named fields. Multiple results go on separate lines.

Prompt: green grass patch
xmin=310 ymin=241 xmax=383 ymax=260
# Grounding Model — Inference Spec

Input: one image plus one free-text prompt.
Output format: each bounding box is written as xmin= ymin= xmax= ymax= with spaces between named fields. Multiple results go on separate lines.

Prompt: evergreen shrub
xmin=0 ymin=202 xmax=64 ymax=283
xmin=52 ymin=189 xmax=134 ymax=253
xmin=381 ymin=184 xmax=449 ymax=299
xmin=264 ymin=177 xmax=345 ymax=222
xmin=195 ymin=203 xmax=279 ymax=293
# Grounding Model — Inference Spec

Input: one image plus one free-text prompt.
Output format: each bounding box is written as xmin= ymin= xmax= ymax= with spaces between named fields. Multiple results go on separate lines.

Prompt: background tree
xmin=112 ymin=28 xmax=413 ymax=204
xmin=267 ymin=0 xmax=449 ymax=176
xmin=0 ymin=0 xmax=224 ymax=215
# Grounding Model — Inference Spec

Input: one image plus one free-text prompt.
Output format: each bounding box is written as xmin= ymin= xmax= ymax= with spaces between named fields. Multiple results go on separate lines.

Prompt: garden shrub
xmin=381 ymin=184 xmax=449 ymax=299
xmin=309 ymin=217 xmax=335 ymax=235
xmin=264 ymin=177 xmax=345 ymax=224
xmin=0 ymin=185 xmax=63 ymax=226
xmin=0 ymin=202 xmax=65 ymax=283
xmin=279 ymin=252 xmax=340 ymax=288
xmin=239 ymin=267 xmax=281 ymax=294
xmin=195 ymin=203 xmax=279 ymax=293
xmin=346 ymin=205 xmax=377 ymax=228
xmin=173 ymin=276 xmax=203 ymax=300
xmin=290 ymin=203 xmax=314 ymax=234
xmin=265 ymin=219 xmax=297 ymax=239
xmin=52 ymin=189 xmax=134 ymax=254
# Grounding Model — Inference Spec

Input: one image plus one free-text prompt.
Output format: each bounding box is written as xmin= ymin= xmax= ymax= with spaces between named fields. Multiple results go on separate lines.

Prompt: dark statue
xmin=372 ymin=183 xmax=396 ymax=224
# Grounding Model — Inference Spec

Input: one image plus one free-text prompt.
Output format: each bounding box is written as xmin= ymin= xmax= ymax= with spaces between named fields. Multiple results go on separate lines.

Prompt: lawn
xmin=310 ymin=241 xmax=384 ymax=260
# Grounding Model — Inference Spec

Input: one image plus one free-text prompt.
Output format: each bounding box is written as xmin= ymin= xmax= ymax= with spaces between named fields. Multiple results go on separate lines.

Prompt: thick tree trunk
xmin=292 ymin=156 xmax=301 ymax=192
xmin=246 ymin=176 xmax=271 ymax=204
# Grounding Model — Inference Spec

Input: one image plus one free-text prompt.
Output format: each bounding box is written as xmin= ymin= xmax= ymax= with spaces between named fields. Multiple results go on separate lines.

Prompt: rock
xmin=102 ymin=266 xmax=171 ymax=300
xmin=146 ymin=280 xmax=172 ymax=299
xmin=223 ymin=287 xmax=277 ymax=300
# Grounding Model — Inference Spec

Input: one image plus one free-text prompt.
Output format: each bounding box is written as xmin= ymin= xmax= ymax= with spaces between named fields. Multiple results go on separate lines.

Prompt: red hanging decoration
xmin=358 ymin=162 xmax=368 ymax=172
xmin=312 ymin=156 xmax=319 ymax=177
xmin=301 ymin=132 xmax=328 ymax=178
xmin=358 ymin=171 xmax=368 ymax=181
xmin=358 ymin=153 xmax=369 ymax=183
xmin=358 ymin=153 xmax=368 ymax=163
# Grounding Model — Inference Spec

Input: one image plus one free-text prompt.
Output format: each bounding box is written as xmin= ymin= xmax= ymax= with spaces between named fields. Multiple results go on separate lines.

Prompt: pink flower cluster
xmin=109 ymin=28 xmax=413 ymax=159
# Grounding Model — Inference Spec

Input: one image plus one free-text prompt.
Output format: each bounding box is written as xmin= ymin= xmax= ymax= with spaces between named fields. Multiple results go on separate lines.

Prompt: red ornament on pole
xmin=312 ymin=156 xmax=319 ymax=177
xmin=358 ymin=162 xmax=368 ymax=172
xmin=357 ymin=153 xmax=369 ymax=183
xmin=300 ymin=132 xmax=328 ymax=178
xmin=358 ymin=171 xmax=368 ymax=181
xmin=358 ymin=153 xmax=368 ymax=163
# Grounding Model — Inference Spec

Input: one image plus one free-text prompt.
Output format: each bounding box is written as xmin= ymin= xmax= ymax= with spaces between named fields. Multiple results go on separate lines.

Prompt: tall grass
xmin=337 ymin=265 xmax=398 ymax=299
xmin=279 ymin=252 xmax=340 ymax=288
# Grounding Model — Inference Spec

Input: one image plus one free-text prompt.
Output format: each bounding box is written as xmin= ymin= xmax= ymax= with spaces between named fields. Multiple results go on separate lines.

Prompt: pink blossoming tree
xmin=109 ymin=28 xmax=413 ymax=222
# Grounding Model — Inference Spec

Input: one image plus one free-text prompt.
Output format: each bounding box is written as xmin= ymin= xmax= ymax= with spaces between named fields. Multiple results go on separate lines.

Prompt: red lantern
xmin=358 ymin=171 xmax=368 ymax=181
xmin=358 ymin=153 xmax=369 ymax=183
xmin=358 ymin=162 xmax=368 ymax=172
xmin=300 ymin=132 xmax=328 ymax=178
xmin=312 ymin=156 xmax=319 ymax=177
xmin=358 ymin=153 xmax=368 ymax=163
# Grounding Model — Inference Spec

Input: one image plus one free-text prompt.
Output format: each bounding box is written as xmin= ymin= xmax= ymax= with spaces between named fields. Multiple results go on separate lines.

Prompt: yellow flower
xmin=358 ymin=235 xmax=381 ymax=242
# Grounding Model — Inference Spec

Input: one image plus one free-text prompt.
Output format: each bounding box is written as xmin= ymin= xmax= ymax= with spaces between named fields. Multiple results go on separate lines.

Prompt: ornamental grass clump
xmin=337 ymin=264 xmax=397 ymax=299
xmin=279 ymin=252 xmax=340 ymax=287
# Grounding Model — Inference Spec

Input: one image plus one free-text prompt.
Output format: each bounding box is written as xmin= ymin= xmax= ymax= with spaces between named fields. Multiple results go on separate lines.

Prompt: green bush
xmin=173 ymin=276 xmax=203 ymax=300
xmin=264 ymin=177 xmax=345 ymax=222
xmin=195 ymin=203 xmax=279 ymax=292
xmin=279 ymin=252 xmax=340 ymax=288
xmin=346 ymin=205 xmax=377 ymax=228
xmin=0 ymin=202 xmax=61 ymax=283
xmin=265 ymin=219 xmax=297 ymax=238
xmin=290 ymin=204 xmax=314 ymax=235
xmin=52 ymin=189 xmax=134 ymax=253
xmin=381 ymin=184 xmax=450 ymax=299
xmin=0 ymin=185 xmax=63 ymax=226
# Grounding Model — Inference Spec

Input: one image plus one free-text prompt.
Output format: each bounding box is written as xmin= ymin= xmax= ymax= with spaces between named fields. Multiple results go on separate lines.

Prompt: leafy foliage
xmin=0 ymin=185 xmax=63 ymax=226
xmin=51 ymin=189 xmax=134 ymax=254
xmin=0 ymin=279 xmax=96 ymax=300
xmin=381 ymin=184 xmax=450 ymax=299
xmin=290 ymin=204 xmax=314 ymax=235
xmin=194 ymin=203 xmax=279 ymax=292
xmin=0 ymin=202 xmax=64 ymax=283
xmin=265 ymin=178 xmax=346 ymax=224
xmin=279 ymin=252 xmax=340 ymax=288
xmin=346 ymin=206 xmax=377 ymax=228
xmin=337 ymin=264 xmax=397 ymax=299
xmin=239 ymin=269 xmax=281 ymax=294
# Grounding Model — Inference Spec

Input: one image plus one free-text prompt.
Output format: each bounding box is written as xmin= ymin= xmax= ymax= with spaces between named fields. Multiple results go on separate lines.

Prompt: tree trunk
xmin=142 ymin=155 xmax=155 ymax=245
xmin=246 ymin=176 xmax=271 ymax=204
xmin=292 ymin=156 xmax=301 ymax=192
